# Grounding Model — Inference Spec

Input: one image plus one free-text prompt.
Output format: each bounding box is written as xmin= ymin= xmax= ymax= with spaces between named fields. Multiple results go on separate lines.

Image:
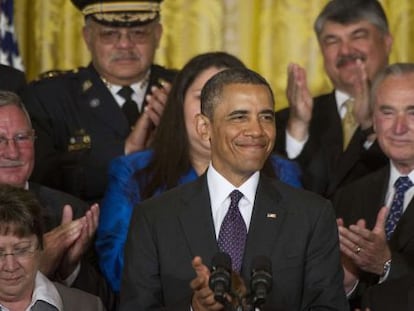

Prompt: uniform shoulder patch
xmin=36 ymin=68 xmax=80 ymax=81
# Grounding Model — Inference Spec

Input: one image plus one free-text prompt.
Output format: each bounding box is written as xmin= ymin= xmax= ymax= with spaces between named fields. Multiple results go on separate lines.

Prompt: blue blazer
xmin=96 ymin=149 xmax=302 ymax=292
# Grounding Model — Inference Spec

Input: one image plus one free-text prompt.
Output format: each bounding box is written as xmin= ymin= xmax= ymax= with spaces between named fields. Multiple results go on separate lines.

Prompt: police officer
xmin=23 ymin=0 xmax=177 ymax=202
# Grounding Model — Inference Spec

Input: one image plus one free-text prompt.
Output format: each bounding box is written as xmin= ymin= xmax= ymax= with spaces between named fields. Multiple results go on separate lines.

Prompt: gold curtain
xmin=13 ymin=0 xmax=414 ymax=110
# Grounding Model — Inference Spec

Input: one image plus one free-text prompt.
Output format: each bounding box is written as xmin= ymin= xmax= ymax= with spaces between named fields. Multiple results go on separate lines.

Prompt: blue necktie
xmin=385 ymin=176 xmax=413 ymax=240
xmin=218 ymin=190 xmax=246 ymax=272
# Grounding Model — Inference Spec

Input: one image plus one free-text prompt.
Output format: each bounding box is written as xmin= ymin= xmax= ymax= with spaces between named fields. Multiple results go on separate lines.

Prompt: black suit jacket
xmin=333 ymin=166 xmax=414 ymax=306
xmin=0 ymin=64 xmax=26 ymax=95
xmin=120 ymin=173 xmax=348 ymax=311
xmin=29 ymin=182 xmax=117 ymax=310
xmin=275 ymin=92 xmax=387 ymax=198
xmin=23 ymin=64 xmax=177 ymax=202
xmin=361 ymin=275 xmax=414 ymax=311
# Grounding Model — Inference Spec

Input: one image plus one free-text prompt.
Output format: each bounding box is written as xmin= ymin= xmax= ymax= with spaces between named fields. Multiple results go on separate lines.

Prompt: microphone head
xmin=250 ymin=255 xmax=272 ymax=307
xmin=209 ymin=252 xmax=232 ymax=304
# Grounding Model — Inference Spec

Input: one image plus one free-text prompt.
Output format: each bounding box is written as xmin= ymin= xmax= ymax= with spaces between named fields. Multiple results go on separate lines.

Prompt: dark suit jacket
xmin=120 ymin=173 xmax=348 ymax=311
xmin=361 ymin=275 xmax=414 ymax=311
xmin=23 ymin=64 xmax=177 ymax=202
xmin=29 ymin=182 xmax=117 ymax=310
xmin=0 ymin=64 xmax=26 ymax=95
xmin=275 ymin=91 xmax=387 ymax=198
xmin=29 ymin=181 xmax=87 ymax=231
xmin=333 ymin=165 xmax=414 ymax=307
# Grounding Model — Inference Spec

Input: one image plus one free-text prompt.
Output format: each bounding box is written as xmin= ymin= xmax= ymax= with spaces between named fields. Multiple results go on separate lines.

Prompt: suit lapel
xmin=177 ymin=175 xmax=219 ymax=264
xmin=392 ymin=191 xmax=414 ymax=250
xmin=242 ymin=175 xmax=286 ymax=275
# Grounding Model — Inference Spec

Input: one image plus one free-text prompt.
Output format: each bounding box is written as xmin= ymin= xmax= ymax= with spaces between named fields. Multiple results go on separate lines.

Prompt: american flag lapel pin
xmin=266 ymin=213 xmax=277 ymax=219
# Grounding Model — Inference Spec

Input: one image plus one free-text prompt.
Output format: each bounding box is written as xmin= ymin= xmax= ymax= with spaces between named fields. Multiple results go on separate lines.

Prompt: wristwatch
xmin=382 ymin=259 xmax=392 ymax=277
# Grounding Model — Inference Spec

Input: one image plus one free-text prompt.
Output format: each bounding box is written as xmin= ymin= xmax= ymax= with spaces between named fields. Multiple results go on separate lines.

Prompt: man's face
xmin=374 ymin=73 xmax=414 ymax=174
xmin=205 ymin=83 xmax=275 ymax=186
xmin=0 ymin=105 xmax=34 ymax=187
xmin=318 ymin=20 xmax=392 ymax=93
xmin=0 ymin=234 xmax=40 ymax=305
xmin=83 ymin=19 xmax=162 ymax=85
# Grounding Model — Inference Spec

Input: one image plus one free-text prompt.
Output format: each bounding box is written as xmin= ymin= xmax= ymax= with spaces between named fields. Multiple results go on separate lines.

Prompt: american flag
xmin=0 ymin=0 xmax=23 ymax=69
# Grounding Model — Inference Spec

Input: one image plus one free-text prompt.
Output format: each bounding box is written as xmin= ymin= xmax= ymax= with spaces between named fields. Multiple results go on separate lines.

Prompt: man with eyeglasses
xmin=22 ymin=0 xmax=177 ymax=203
xmin=0 ymin=91 xmax=116 ymax=309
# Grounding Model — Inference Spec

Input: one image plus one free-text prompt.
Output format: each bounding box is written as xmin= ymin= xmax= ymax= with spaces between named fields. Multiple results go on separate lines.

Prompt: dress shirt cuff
xmin=61 ymin=262 xmax=81 ymax=287
xmin=285 ymin=130 xmax=308 ymax=159
xmin=346 ymin=279 xmax=359 ymax=298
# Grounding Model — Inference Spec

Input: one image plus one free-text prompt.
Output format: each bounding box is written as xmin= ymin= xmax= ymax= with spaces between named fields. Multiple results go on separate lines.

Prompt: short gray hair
xmin=370 ymin=63 xmax=414 ymax=109
xmin=314 ymin=0 xmax=389 ymax=37
xmin=0 ymin=91 xmax=32 ymax=127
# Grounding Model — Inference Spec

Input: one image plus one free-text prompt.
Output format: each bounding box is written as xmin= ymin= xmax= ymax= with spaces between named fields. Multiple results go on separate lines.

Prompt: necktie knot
xmin=229 ymin=189 xmax=243 ymax=208
xmin=118 ymin=86 xmax=134 ymax=100
xmin=394 ymin=176 xmax=413 ymax=193
xmin=117 ymin=86 xmax=139 ymax=127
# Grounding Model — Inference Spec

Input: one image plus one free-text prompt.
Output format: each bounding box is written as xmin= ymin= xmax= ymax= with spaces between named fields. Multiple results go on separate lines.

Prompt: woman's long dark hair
xmin=137 ymin=52 xmax=246 ymax=199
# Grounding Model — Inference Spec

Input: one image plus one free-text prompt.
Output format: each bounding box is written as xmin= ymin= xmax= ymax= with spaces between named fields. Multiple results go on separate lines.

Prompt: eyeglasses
xmin=0 ymin=243 xmax=39 ymax=264
xmin=97 ymin=26 xmax=155 ymax=45
xmin=0 ymin=132 xmax=36 ymax=150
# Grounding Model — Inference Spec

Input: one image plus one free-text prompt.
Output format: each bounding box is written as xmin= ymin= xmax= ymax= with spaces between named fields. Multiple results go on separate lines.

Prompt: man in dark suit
xmin=120 ymin=68 xmax=348 ymax=310
xmin=334 ymin=63 xmax=414 ymax=308
xmin=0 ymin=91 xmax=116 ymax=309
xmin=0 ymin=64 xmax=26 ymax=95
xmin=275 ymin=0 xmax=391 ymax=198
xmin=22 ymin=0 xmax=177 ymax=202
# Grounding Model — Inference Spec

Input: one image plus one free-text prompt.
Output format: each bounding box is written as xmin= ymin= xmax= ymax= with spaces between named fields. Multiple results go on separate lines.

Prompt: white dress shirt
xmin=384 ymin=162 xmax=414 ymax=212
xmin=206 ymin=163 xmax=259 ymax=238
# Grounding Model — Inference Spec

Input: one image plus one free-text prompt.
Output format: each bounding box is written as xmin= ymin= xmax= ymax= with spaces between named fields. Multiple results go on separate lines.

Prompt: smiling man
xmin=120 ymin=68 xmax=348 ymax=311
xmin=275 ymin=0 xmax=391 ymax=198
xmin=22 ymin=0 xmax=177 ymax=202
xmin=334 ymin=63 xmax=414 ymax=310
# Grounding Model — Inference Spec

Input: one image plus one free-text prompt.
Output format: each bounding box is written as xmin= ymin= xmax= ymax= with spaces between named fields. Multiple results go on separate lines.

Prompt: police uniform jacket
xmin=23 ymin=63 xmax=177 ymax=202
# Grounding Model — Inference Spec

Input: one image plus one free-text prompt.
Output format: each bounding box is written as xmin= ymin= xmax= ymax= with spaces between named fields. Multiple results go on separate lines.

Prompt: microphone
xmin=250 ymin=255 xmax=272 ymax=307
xmin=209 ymin=252 xmax=232 ymax=304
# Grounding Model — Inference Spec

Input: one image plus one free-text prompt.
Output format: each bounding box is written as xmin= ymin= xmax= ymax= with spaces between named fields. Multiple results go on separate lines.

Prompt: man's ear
xmin=195 ymin=113 xmax=211 ymax=141
xmin=82 ymin=25 xmax=92 ymax=52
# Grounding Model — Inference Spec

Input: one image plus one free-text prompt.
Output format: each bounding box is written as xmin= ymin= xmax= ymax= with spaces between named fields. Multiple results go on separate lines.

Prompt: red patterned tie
xmin=218 ymin=190 xmax=246 ymax=272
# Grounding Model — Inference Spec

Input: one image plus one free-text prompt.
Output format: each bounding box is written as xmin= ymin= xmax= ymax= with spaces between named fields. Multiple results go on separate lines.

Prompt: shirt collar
xmin=30 ymin=272 xmax=63 ymax=310
xmin=206 ymin=162 xmax=259 ymax=207
xmin=388 ymin=161 xmax=414 ymax=188
xmin=335 ymin=89 xmax=352 ymax=113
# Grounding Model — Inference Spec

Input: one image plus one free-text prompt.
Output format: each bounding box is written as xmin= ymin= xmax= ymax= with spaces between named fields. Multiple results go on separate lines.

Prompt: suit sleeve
xmin=301 ymin=200 xmax=349 ymax=310
xmin=119 ymin=204 xmax=165 ymax=310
